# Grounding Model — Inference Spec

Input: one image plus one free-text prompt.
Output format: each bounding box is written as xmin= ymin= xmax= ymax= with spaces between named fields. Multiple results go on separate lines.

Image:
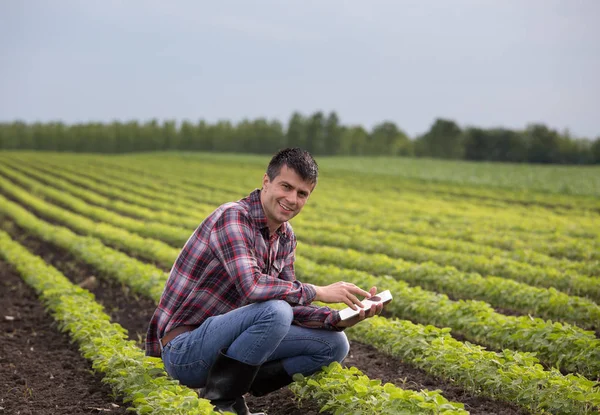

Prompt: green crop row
xmin=296 ymin=223 xmax=600 ymax=302
xmin=294 ymin=213 xmax=597 ymax=275
xmin=5 ymin=154 xmax=236 ymax=209
xmin=299 ymin=244 xmax=600 ymax=330
xmin=306 ymin=199 xmax=600 ymax=262
xmin=0 ymin=213 xmax=468 ymax=414
xmin=10 ymin=156 xmax=597 ymax=298
xmin=84 ymin=153 xmax=600 ymax=235
xmin=14 ymin=153 xmax=600 ymax=269
xmin=2 ymin=180 xmax=597 ymax=377
xmin=344 ymin=315 xmax=600 ymax=414
xmin=0 ymin=230 xmax=222 ymax=415
xmin=290 ymin=362 xmax=468 ymax=415
xmin=21 ymin=152 xmax=598 ymax=274
xmin=294 ymin=258 xmax=600 ymax=378
xmin=0 ymin=174 xmax=181 ymax=265
xmin=3 ymin=161 xmax=597 ymax=332
xmin=3 ymin=192 xmax=597 ymax=409
xmin=0 ymin=162 xmax=208 ymax=231
xmin=10 ymin=152 xmax=599 ymax=250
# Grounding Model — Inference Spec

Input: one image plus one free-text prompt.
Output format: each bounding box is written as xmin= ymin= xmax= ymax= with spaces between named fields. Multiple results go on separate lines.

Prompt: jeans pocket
xmin=165 ymin=352 xmax=210 ymax=388
xmin=166 ymin=330 xmax=192 ymax=352
xmin=162 ymin=331 xmax=210 ymax=387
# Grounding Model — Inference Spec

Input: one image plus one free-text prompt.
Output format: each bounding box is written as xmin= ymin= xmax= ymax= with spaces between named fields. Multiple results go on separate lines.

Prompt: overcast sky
xmin=1 ymin=1 xmax=599 ymax=138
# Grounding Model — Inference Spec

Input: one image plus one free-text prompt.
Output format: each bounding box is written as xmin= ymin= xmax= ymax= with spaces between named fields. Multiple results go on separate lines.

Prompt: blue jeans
xmin=161 ymin=300 xmax=349 ymax=388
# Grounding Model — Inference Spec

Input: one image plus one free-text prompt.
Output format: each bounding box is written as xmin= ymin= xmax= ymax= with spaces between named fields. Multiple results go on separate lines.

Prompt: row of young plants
xmin=0 ymin=171 xmax=596 ymax=374
xmin=0 ymin=174 xmax=181 ymax=266
xmin=0 ymin=230 xmax=222 ymax=415
xmin=101 ymin=153 xmax=600 ymax=236
xmin=2 ymin=159 xmax=218 ymax=225
xmin=13 ymin=156 xmax=599 ymax=302
xmin=293 ymin=258 xmax=600 ymax=379
xmin=294 ymin=217 xmax=596 ymax=277
xmin=4 ymin=155 xmax=240 ymax=210
xmin=1 ymin=191 xmax=597 ymax=380
xmin=296 ymin=223 xmax=600 ymax=302
xmin=0 ymin=224 xmax=469 ymax=414
xmin=337 ymin=312 xmax=600 ymax=414
xmin=0 ymin=161 xmax=210 ymax=232
xmin=21 ymin=153 xmax=600 ymax=271
xmin=4 ymin=208 xmax=593 ymax=415
xmin=298 ymin=244 xmax=600 ymax=330
xmin=289 ymin=363 xmax=468 ymax=415
xmin=7 ymin=161 xmax=597 ymax=331
xmin=10 ymin=152 xmax=598 ymax=255
xmin=73 ymin=151 xmax=600 ymax=215
xmin=5 ymin=155 xmax=598 ymax=293
xmin=16 ymin=153 xmax=600 ymax=271
xmin=29 ymin=152 xmax=600 ymax=240
xmin=4 ymin=200 xmax=598 ymax=415
xmin=13 ymin=153 xmax=596 ymax=275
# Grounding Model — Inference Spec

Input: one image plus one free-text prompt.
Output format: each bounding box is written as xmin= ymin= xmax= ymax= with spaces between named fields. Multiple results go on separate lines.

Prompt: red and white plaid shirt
xmin=145 ymin=189 xmax=341 ymax=357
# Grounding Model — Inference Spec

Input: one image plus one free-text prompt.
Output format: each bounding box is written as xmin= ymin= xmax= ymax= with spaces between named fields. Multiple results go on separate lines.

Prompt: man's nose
xmin=286 ymin=192 xmax=298 ymax=206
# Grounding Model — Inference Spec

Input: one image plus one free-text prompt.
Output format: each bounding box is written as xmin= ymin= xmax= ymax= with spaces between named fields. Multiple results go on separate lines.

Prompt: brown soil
xmin=1 ymin=221 xmax=527 ymax=415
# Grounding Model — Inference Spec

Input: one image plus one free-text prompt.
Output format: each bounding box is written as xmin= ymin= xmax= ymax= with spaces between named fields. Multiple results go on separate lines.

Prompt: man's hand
xmin=314 ymin=281 xmax=372 ymax=309
xmin=335 ymin=286 xmax=383 ymax=328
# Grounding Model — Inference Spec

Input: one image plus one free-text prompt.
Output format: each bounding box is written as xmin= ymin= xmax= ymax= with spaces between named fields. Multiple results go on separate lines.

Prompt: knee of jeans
xmin=264 ymin=299 xmax=293 ymax=326
xmin=331 ymin=331 xmax=350 ymax=363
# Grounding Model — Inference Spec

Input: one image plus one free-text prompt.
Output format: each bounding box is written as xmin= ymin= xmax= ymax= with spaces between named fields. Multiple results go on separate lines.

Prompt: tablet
xmin=338 ymin=290 xmax=393 ymax=321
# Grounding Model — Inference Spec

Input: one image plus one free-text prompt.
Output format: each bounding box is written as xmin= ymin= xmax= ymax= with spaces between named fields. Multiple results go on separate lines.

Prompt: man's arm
xmin=209 ymin=207 xmax=315 ymax=305
xmin=292 ymin=305 xmax=344 ymax=331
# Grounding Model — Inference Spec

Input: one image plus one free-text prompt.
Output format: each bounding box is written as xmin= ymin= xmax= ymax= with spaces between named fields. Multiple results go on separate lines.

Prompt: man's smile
xmin=279 ymin=201 xmax=293 ymax=212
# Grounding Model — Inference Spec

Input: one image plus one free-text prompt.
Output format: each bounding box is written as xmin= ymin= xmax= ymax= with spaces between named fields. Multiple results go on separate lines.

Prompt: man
xmin=146 ymin=148 xmax=383 ymax=415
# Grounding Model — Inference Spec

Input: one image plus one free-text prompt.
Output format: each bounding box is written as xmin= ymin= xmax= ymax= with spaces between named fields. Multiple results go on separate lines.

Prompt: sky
xmin=1 ymin=0 xmax=599 ymax=139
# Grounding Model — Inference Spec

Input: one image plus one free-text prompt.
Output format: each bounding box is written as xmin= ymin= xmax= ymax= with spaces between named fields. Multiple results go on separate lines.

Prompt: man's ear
xmin=262 ymin=173 xmax=270 ymax=190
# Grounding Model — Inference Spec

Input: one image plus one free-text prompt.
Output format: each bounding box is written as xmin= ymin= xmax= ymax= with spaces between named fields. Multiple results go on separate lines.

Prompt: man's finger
xmin=343 ymin=297 xmax=359 ymax=310
xmin=349 ymin=285 xmax=371 ymax=298
xmin=347 ymin=293 xmax=363 ymax=307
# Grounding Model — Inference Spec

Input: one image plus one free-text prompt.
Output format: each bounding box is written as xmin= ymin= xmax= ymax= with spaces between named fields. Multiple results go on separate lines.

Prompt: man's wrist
xmin=313 ymin=285 xmax=321 ymax=302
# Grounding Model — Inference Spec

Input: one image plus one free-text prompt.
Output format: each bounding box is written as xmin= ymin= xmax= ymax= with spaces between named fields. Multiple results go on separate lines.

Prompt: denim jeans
xmin=161 ymin=300 xmax=349 ymax=388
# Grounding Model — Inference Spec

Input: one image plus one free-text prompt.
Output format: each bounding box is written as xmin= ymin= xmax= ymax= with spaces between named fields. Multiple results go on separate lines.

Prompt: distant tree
xmin=323 ymin=111 xmax=342 ymax=155
xmin=305 ymin=111 xmax=325 ymax=154
xmin=417 ymin=118 xmax=463 ymax=159
xmin=369 ymin=121 xmax=411 ymax=156
xmin=525 ymin=124 xmax=560 ymax=164
xmin=463 ymin=127 xmax=487 ymax=161
xmin=286 ymin=112 xmax=307 ymax=149
xmin=211 ymin=120 xmax=236 ymax=152
xmin=592 ymin=137 xmax=600 ymax=164
xmin=339 ymin=125 xmax=369 ymax=155
xmin=179 ymin=120 xmax=195 ymax=150
xmin=163 ymin=120 xmax=179 ymax=150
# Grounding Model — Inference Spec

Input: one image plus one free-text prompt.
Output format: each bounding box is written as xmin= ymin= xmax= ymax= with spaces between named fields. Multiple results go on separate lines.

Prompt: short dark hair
xmin=266 ymin=148 xmax=318 ymax=185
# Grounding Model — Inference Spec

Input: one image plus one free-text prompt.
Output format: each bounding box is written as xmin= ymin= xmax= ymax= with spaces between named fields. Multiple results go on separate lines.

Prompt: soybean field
xmin=1 ymin=151 xmax=599 ymax=415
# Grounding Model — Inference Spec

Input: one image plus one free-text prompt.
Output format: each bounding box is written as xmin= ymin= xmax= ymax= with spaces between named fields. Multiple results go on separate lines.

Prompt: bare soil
xmin=1 ymin=222 xmax=527 ymax=415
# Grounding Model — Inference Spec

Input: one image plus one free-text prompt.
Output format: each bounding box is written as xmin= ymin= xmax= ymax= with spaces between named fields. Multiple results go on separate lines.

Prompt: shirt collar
xmin=246 ymin=189 xmax=291 ymax=240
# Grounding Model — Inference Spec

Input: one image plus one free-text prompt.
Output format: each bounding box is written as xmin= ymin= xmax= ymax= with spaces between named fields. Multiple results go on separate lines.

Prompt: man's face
xmin=261 ymin=164 xmax=315 ymax=232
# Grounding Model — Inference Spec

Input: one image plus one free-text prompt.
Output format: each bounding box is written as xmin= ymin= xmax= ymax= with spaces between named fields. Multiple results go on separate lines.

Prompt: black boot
xmin=199 ymin=349 xmax=264 ymax=415
xmin=248 ymin=359 xmax=294 ymax=397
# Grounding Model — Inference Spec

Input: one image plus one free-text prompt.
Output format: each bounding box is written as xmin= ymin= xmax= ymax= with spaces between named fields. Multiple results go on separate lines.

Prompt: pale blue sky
xmin=1 ymin=1 xmax=599 ymax=138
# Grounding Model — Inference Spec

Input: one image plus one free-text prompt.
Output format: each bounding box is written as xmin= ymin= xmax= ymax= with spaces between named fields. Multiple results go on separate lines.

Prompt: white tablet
xmin=338 ymin=290 xmax=393 ymax=321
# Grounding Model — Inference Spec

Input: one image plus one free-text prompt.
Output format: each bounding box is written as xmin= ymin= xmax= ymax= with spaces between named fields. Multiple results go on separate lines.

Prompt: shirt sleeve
xmin=292 ymin=305 xmax=344 ymax=331
xmin=209 ymin=207 xmax=316 ymax=305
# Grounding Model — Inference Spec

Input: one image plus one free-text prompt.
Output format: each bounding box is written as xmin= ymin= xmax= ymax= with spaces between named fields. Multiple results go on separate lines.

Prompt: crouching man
xmin=145 ymin=148 xmax=382 ymax=414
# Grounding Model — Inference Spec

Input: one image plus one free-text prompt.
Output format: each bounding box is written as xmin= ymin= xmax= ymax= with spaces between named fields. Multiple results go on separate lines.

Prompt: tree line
xmin=1 ymin=112 xmax=598 ymax=164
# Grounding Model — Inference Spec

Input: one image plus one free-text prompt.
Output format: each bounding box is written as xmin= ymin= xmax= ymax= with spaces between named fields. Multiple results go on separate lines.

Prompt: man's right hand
xmin=314 ymin=282 xmax=372 ymax=310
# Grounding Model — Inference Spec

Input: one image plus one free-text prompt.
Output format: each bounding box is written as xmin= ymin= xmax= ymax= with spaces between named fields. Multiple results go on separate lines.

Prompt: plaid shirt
xmin=145 ymin=189 xmax=341 ymax=357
